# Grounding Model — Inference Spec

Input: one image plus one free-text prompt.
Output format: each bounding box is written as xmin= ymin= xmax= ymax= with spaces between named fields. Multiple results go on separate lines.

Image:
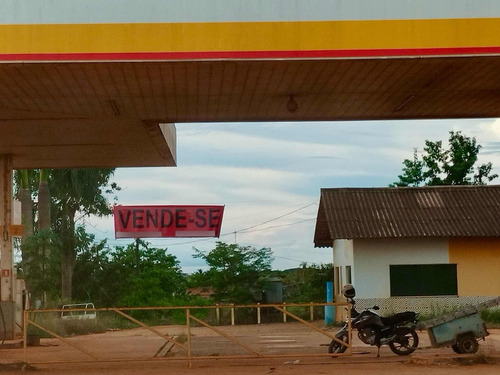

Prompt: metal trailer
xmin=417 ymin=297 xmax=500 ymax=354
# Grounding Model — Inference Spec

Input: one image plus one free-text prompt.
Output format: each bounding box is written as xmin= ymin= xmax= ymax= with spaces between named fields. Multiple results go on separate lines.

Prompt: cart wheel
xmin=451 ymin=343 xmax=462 ymax=354
xmin=457 ymin=335 xmax=479 ymax=354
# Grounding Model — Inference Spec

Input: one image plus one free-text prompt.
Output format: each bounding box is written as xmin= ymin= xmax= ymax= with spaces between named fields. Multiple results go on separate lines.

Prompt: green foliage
xmin=73 ymin=236 xmax=187 ymax=309
xmin=481 ymin=309 xmax=500 ymax=324
xmin=392 ymin=131 xmax=498 ymax=187
xmin=20 ymin=229 xmax=61 ymax=302
xmin=49 ymin=168 xmax=119 ymax=217
xmin=192 ymin=242 xmax=273 ymax=303
xmin=112 ymin=241 xmax=186 ymax=307
xmin=72 ymin=227 xmax=111 ymax=304
xmin=186 ymin=269 xmax=211 ymax=288
xmin=13 ymin=169 xmax=39 ymax=198
xmin=281 ymin=263 xmax=334 ymax=302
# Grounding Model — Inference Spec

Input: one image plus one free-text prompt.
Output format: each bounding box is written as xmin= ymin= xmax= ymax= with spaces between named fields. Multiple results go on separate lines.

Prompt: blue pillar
xmin=325 ymin=281 xmax=335 ymax=324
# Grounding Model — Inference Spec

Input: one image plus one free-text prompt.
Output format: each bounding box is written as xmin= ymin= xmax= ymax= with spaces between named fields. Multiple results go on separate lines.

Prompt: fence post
xmin=283 ymin=303 xmax=287 ymax=323
xmin=23 ymin=310 xmax=28 ymax=365
xmin=186 ymin=308 xmax=192 ymax=368
xmin=257 ymin=303 xmax=261 ymax=324
xmin=231 ymin=304 xmax=235 ymax=326
xmin=216 ymin=303 xmax=220 ymax=325
xmin=310 ymin=302 xmax=314 ymax=321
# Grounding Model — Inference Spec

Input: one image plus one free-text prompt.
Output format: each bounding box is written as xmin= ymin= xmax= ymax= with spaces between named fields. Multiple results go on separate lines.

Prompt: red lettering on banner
xmin=113 ymin=205 xmax=224 ymax=239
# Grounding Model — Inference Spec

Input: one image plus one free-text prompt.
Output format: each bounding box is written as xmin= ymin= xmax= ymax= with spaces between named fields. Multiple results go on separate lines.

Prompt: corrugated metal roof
xmin=314 ymin=185 xmax=500 ymax=247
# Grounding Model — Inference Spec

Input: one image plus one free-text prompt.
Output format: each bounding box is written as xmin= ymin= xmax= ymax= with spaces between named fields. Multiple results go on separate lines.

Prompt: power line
xmin=227 ymin=201 xmax=317 ymax=221
xmin=233 ymin=202 xmax=316 ymax=233
xmin=238 ymin=218 xmax=315 ymax=234
xmin=273 ymin=255 xmax=309 ymax=263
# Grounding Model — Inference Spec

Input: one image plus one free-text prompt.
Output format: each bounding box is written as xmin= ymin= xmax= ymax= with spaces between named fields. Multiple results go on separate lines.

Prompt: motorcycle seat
xmin=381 ymin=311 xmax=417 ymax=326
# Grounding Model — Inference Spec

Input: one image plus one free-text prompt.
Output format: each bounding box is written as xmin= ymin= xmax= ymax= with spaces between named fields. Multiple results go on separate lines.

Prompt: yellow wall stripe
xmin=1 ymin=18 xmax=499 ymax=55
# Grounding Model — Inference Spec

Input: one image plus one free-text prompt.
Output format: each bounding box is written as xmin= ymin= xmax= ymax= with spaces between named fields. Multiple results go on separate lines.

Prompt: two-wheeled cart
xmin=417 ymin=297 xmax=500 ymax=354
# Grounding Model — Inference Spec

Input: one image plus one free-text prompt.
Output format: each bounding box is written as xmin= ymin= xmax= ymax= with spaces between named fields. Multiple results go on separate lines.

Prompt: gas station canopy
xmin=1 ymin=0 xmax=500 ymax=169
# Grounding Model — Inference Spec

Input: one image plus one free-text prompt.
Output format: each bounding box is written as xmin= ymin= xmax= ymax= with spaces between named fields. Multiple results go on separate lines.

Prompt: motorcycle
xmin=329 ymin=285 xmax=419 ymax=357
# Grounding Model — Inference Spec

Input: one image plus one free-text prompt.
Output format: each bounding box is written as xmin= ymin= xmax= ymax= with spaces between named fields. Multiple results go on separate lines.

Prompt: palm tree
xmin=37 ymin=169 xmax=51 ymax=231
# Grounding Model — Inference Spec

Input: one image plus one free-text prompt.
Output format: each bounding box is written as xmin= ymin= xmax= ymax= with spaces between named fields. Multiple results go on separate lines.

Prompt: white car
xmin=61 ymin=303 xmax=96 ymax=321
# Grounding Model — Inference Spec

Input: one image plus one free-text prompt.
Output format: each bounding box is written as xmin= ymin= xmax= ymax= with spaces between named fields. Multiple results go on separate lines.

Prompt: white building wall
xmin=333 ymin=239 xmax=354 ymax=267
xmin=332 ymin=239 xmax=354 ymax=297
xmin=353 ymin=238 xmax=449 ymax=298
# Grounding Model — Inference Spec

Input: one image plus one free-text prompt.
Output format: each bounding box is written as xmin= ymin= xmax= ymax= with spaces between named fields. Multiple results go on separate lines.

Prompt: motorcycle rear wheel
xmin=388 ymin=327 xmax=419 ymax=356
xmin=328 ymin=332 xmax=349 ymax=354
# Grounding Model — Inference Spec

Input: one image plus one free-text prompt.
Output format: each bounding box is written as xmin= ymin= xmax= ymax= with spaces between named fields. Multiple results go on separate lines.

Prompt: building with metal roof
xmin=313 ymin=185 xmax=500 ymax=315
xmin=314 ymin=185 xmax=500 ymax=245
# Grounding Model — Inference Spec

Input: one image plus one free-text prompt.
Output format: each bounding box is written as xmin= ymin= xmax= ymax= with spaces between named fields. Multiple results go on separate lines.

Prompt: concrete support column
xmin=0 ymin=155 xmax=15 ymax=339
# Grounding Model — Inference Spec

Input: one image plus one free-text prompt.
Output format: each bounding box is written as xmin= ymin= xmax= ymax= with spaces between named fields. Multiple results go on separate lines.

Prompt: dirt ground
xmin=0 ymin=323 xmax=499 ymax=374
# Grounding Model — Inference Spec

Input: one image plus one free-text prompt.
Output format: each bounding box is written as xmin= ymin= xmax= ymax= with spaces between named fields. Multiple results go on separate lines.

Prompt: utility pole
xmin=135 ymin=238 xmax=140 ymax=275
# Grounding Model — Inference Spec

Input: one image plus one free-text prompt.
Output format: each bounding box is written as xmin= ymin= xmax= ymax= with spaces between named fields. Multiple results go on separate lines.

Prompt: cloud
xmin=87 ymin=118 xmax=500 ymax=272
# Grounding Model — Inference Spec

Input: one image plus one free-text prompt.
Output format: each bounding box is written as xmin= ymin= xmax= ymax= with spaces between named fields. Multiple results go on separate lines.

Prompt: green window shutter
xmin=390 ymin=264 xmax=458 ymax=296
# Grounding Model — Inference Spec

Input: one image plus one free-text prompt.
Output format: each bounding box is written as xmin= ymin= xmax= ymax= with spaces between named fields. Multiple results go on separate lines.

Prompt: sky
xmin=85 ymin=118 xmax=500 ymax=273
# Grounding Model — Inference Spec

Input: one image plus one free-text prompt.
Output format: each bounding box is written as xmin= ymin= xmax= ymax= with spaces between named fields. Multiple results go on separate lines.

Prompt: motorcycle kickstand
xmin=376 ymin=346 xmax=381 ymax=358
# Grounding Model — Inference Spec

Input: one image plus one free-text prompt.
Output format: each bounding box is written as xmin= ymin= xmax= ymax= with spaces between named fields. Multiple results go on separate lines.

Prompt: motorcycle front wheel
xmin=328 ymin=332 xmax=349 ymax=354
xmin=388 ymin=327 xmax=419 ymax=356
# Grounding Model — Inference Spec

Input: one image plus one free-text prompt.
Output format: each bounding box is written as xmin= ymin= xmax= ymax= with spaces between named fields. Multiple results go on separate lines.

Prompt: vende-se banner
xmin=114 ymin=205 xmax=224 ymax=239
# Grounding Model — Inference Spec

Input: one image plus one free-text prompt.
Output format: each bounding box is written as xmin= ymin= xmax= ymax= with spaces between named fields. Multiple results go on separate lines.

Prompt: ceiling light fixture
xmin=287 ymin=95 xmax=298 ymax=113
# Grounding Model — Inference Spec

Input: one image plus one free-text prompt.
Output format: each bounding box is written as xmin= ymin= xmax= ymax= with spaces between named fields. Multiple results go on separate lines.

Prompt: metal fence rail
xmin=23 ymin=302 xmax=352 ymax=366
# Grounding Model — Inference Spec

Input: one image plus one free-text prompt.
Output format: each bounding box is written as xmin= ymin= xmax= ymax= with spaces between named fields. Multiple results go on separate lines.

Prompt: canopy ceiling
xmin=1 ymin=55 xmax=500 ymax=169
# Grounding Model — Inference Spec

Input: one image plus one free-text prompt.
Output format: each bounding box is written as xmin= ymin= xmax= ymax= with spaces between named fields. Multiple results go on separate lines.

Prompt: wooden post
xmin=23 ymin=310 xmax=28 ymax=365
xmin=186 ymin=308 xmax=192 ymax=368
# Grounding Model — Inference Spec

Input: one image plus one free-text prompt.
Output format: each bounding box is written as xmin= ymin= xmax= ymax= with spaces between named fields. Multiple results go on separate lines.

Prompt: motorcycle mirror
xmin=373 ymin=305 xmax=380 ymax=310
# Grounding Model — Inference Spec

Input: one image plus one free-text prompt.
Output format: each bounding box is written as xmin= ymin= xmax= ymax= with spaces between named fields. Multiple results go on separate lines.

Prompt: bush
xmin=481 ymin=309 xmax=500 ymax=325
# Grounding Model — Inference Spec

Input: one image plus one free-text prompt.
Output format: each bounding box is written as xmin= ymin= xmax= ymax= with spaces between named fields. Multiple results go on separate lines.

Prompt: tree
xmin=14 ymin=168 xmax=118 ymax=303
xmin=14 ymin=169 xmax=49 ymax=303
xmin=115 ymin=242 xmax=186 ymax=307
xmin=71 ymin=226 xmax=111 ymax=305
xmin=73 ymin=238 xmax=186 ymax=307
xmin=281 ymin=263 xmax=334 ymax=303
xmin=392 ymin=131 xmax=498 ymax=187
xmin=37 ymin=169 xmax=51 ymax=231
xmin=193 ymin=242 xmax=273 ymax=303
xmin=49 ymin=168 xmax=120 ymax=301
xmin=21 ymin=229 xmax=61 ymax=304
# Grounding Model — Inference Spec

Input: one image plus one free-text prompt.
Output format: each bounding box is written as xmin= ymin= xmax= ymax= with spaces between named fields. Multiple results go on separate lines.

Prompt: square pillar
xmin=0 ymin=155 xmax=15 ymax=339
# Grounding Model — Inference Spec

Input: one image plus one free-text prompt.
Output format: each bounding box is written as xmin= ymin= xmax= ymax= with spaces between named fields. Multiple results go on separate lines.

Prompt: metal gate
xmin=23 ymin=302 xmax=352 ymax=366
